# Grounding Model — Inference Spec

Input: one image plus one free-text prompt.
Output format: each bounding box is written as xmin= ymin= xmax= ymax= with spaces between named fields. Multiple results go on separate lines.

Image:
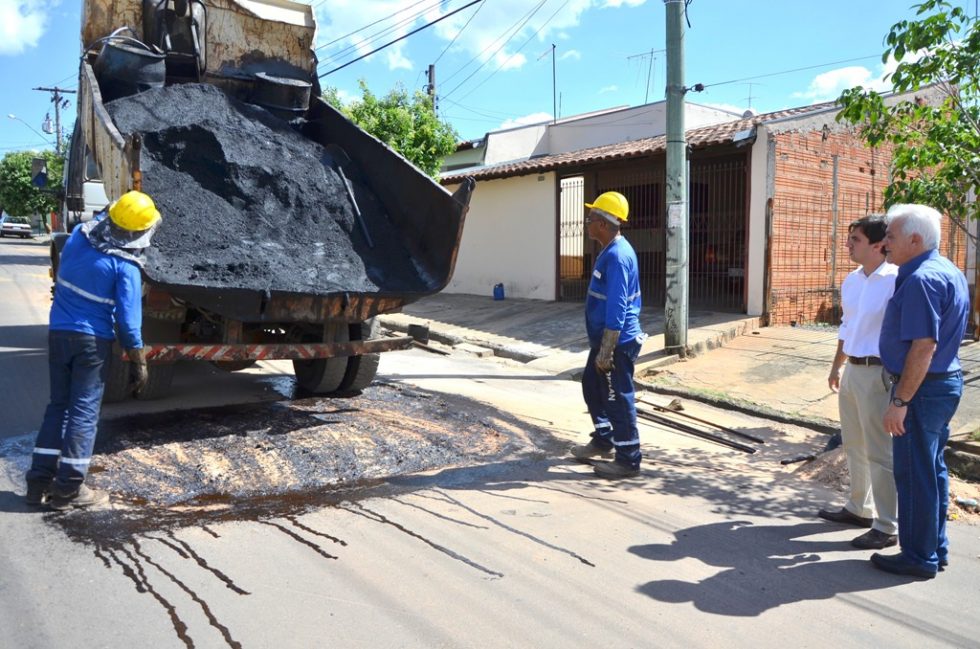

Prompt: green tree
xmin=324 ymin=81 xmax=458 ymax=177
xmin=0 ymin=150 xmax=64 ymax=222
xmin=836 ymin=0 xmax=980 ymax=237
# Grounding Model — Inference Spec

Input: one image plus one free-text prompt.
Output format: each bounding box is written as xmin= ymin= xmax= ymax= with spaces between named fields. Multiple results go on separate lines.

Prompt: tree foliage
xmin=836 ymin=0 xmax=980 ymax=232
xmin=324 ymin=81 xmax=458 ymax=177
xmin=0 ymin=149 xmax=64 ymax=219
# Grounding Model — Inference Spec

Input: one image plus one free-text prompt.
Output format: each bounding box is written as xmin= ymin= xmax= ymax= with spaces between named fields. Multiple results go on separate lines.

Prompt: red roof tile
xmin=441 ymin=100 xmax=838 ymax=184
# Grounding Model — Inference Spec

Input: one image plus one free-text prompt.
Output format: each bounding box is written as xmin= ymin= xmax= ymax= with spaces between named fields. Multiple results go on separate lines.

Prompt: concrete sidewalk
xmin=380 ymin=293 xmax=759 ymax=376
xmin=380 ymin=293 xmax=980 ymax=445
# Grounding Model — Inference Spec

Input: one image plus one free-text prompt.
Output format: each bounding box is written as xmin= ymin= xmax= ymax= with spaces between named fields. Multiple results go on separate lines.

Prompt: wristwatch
xmin=891 ymin=396 xmax=910 ymax=407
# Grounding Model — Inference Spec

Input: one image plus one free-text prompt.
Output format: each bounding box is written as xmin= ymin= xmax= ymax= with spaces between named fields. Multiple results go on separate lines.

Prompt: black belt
xmin=886 ymin=370 xmax=960 ymax=384
xmin=848 ymin=356 xmax=881 ymax=366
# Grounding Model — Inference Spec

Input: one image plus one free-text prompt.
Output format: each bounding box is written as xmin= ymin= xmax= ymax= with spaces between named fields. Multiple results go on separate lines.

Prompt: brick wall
xmin=767 ymin=129 xmax=966 ymax=326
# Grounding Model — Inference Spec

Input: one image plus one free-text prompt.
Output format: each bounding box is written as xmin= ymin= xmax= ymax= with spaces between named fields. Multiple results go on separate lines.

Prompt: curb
xmin=634 ymin=379 xmax=841 ymax=436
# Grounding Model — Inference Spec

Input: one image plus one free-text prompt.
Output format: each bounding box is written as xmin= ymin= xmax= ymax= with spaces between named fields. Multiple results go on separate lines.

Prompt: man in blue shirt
xmin=570 ymin=191 xmax=645 ymax=479
xmin=872 ymin=204 xmax=969 ymax=579
xmin=25 ymin=191 xmax=162 ymax=510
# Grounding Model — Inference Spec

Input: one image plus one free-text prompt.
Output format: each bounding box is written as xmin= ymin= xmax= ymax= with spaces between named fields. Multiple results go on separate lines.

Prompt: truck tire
xmin=293 ymin=325 xmax=350 ymax=394
xmin=135 ymin=362 xmax=176 ymax=400
xmin=102 ymin=351 xmax=131 ymax=403
xmin=339 ymin=318 xmax=380 ymax=392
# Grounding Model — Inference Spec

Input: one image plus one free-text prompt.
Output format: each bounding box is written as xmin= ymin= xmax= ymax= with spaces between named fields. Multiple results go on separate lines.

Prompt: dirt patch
xmin=105 ymin=83 xmax=429 ymax=295
xmin=793 ymin=447 xmax=979 ymax=522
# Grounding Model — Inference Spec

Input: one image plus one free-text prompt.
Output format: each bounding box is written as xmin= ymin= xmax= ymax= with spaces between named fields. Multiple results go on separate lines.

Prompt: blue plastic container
xmin=493 ymin=283 xmax=505 ymax=301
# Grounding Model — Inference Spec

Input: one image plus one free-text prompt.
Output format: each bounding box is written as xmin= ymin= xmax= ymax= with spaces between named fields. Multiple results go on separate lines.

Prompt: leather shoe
xmin=870 ymin=552 xmax=937 ymax=579
xmin=851 ymin=528 xmax=897 ymax=550
xmin=817 ymin=507 xmax=873 ymax=527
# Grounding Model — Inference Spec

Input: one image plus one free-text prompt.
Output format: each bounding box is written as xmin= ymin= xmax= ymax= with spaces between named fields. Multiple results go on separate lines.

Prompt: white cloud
xmin=498 ymin=111 xmax=553 ymax=130
xmin=792 ymin=66 xmax=885 ymax=102
xmin=602 ymin=0 xmax=647 ymax=6
xmin=0 ymin=0 xmax=50 ymax=55
xmin=560 ymin=49 xmax=581 ymax=61
xmin=598 ymin=84 xmax=618 ymax=94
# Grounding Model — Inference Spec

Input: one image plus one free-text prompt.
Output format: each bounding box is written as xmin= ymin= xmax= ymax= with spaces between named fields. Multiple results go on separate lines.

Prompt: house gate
xmin=557 ymin=155 xmax=748 ymax=313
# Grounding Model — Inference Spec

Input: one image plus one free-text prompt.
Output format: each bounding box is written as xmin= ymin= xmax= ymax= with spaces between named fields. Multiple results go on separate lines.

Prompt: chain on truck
xmin=56 ymin=0 xmax=474 ymax=402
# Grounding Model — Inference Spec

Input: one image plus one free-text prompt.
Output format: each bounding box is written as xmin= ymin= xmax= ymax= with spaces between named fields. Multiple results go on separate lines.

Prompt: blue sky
xmin=0 ymin=0 xmax=973 ymax=154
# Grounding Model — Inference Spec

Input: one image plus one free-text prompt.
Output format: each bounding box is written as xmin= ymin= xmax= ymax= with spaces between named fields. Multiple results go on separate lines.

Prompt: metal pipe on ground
xmin=636 ymin=406 xmax=757 ymax=454
xmin=637 ymin=395 xmax=766 ymax=444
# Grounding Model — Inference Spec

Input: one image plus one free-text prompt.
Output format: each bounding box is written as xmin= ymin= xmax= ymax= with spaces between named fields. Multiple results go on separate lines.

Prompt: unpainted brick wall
xmin=767 ymin=129 xmax=967 ymax=326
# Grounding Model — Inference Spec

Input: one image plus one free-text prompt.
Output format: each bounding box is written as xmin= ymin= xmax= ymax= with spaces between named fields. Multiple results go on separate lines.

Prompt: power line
xmin=442 ymin=0 xmax=549 ymax=100
xmin=317 ymin=0 xmax=443 ymax=64
xmin=318 ymin=0 xmax=483 ymax=79
xmin=432 ymin=0 xmax=486 ymax=66
xmin=441 ymin=0 xmax=546 ymax=86
xmin=451 ymin=0 xmax=571 ymax=103
xmin=700 ymin=54 xmax=880 ymax=89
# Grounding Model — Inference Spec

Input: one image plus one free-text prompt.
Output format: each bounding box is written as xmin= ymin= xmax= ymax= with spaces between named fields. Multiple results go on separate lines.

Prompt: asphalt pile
xmin=105 ymin=83 xmax=429 ymax=296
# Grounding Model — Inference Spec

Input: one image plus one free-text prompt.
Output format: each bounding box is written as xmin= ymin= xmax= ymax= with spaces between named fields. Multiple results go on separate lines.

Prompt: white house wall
xmin=483 ymin=125 xmax=549 ymax=166
xmin=545 ymin=102 xmax=739 ymax=157
xmin=444 ymin=173 xmax=557 ymax=300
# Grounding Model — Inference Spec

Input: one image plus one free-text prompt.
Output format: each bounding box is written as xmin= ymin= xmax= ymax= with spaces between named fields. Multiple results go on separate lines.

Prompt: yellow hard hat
xmin=109 ymin=191 xmax=161 ymax=232
xmin=585 ymin=191 xmax=629 ymax=223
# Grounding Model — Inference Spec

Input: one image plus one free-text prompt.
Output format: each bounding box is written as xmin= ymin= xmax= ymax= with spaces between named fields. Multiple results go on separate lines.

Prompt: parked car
xmin=0 ymin=215 xmax=34 ymax=239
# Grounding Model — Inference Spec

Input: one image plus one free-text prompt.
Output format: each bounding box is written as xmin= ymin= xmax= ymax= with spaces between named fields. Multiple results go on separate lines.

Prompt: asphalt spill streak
xmin=200 ymin=525 xmax=221 ymax=539
xmin=259 ymin=520 xmax=338 ymax=560
xmin=428 ymin=490 xmax=596 ymax=568
xmin=106 ymin=545 xmax=194 ymax=649
xmin=284 ymin=515 xmax=348 ymax=546
xmin=340 ymin=502 xmax=504 ymax=579
xmin=153 ymin=532 xmax=251 ymax=595
xmin=132 ymin=540 xmax=243 ymax=649
xmin=389 ymin=496 xmax=490 ymax=529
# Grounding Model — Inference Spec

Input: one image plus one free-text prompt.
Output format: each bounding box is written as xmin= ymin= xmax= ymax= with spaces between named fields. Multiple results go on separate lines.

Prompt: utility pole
xmin=33 ymin=86 xmax=76 ymax=155
xmin=664 ymin=0 xmax=688 ymax=355
xmin=626 ymin=47 xmax=666 ymax=104
xmin=426 ymin=64 xmax=437 ymax=111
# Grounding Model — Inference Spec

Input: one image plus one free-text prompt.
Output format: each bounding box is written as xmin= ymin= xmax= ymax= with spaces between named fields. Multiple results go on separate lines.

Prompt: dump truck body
xmin=59 ymin=0 xmax=473 ymax=400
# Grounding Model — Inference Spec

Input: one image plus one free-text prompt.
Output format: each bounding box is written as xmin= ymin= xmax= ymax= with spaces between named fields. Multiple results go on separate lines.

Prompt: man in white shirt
xmin=819 ymin=215 xmax=899 ymax=550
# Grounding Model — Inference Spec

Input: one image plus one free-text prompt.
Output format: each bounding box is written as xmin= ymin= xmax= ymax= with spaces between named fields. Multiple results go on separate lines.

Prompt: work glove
xmin=126 ymin=347 xmax=149 ymax=393
xmin=595 ymin=328 xmax=620 ymax=374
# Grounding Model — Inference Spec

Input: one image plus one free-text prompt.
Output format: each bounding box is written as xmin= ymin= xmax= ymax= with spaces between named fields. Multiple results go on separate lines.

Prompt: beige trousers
xmin=838 ymin=363 xmax=898 ymax=534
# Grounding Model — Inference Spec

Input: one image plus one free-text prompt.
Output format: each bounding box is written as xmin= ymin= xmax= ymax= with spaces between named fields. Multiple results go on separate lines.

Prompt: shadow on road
xmin=629 ymin=520 xmax=919 ymax=616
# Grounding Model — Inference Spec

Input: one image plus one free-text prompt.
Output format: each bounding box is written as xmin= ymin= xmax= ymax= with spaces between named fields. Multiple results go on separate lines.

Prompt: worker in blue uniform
xmin=25 ymin=191 xmax=162 ymax=510
xmin=570 ymin=191 xmax=646 ymax=479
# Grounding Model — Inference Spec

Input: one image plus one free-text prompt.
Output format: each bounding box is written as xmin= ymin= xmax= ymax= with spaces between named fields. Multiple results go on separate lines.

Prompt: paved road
xmin=1 ymin=241 xmax=978 ymax=648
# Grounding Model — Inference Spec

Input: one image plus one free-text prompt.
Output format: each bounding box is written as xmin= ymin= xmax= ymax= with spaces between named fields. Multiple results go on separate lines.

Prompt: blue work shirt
xmin=49 ymin=225 xmax=144 ymax=349
xmin=585 ymin=236 xmax=642 ymax=347
xmin=879 ymin=249 xmax=969 ymax=375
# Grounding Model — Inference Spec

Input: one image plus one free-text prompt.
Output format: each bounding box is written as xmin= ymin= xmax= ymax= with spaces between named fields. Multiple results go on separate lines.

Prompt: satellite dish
xmin=742 ymin=108 xmax=758 ymax=118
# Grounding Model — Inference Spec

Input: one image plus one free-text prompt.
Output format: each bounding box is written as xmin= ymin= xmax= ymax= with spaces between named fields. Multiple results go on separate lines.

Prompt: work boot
xmin=48 ymin=484 xmax=110 ymax=511
xmin=850 ymin=528 xmax=898 ymax=550
xmin=570 ymin=441 xmax=613 ymax=463
xmin=25 ymin=480 xmax=51 ymax=507
xmin=593 ymin=460 xmax=640 ymax=479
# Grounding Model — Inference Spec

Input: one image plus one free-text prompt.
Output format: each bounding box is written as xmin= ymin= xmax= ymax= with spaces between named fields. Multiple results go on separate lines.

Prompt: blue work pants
xmin=893 ymin=371 xmax=962 ymax=573
xmin=581 ymin=338 xmax=642 ymax=469
xmin=26 ymin=330 xmax=112 ymax=490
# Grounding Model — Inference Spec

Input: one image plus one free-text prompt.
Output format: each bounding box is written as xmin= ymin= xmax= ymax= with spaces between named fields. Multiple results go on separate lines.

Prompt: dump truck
xmin=57 ymin=0 xmax=473 ymax=402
